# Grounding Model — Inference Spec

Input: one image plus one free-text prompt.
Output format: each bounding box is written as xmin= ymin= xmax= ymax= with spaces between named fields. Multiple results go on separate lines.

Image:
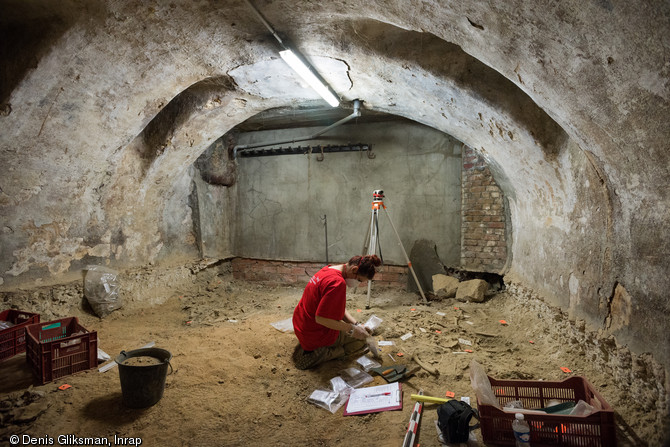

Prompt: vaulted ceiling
xmin=1 ymin=1 xmax=669 ymax=370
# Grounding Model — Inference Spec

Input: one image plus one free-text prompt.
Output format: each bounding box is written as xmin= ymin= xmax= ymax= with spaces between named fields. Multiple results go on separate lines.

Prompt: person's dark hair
xmin=347 ymin=255 xmax=382 ymax=280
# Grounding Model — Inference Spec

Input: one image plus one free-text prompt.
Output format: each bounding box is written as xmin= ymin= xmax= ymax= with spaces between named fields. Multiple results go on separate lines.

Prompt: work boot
xmin=292 ymin=344 xmax=328 ymax=370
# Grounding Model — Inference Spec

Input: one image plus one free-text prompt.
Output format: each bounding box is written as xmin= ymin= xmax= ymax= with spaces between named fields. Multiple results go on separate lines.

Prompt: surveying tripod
xmin=362 ymin=190 xmax=428 ymax=309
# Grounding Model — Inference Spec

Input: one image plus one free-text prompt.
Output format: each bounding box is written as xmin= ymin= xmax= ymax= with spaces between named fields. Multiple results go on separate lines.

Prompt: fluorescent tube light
xmin=279 ymin=49 xmax=340 ymax=107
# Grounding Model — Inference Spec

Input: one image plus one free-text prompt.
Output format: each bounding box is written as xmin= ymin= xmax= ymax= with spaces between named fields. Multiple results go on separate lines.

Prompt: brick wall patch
xmin=461 ymin=145 xmax=508 ymax=272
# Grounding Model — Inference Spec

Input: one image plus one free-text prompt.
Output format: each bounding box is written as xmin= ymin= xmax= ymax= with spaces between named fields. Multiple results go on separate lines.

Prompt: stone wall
xmin=506 ymin=281 xmax=669 ymax=445
xmin=0 ymin=259 xmax=229 ymax=321
xmin=461 ymin=145 xmax=508 ymax=272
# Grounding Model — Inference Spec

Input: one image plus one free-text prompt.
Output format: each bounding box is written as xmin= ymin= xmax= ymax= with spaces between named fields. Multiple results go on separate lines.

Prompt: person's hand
xmin=351 ymin=323 xmax=369 ymax=340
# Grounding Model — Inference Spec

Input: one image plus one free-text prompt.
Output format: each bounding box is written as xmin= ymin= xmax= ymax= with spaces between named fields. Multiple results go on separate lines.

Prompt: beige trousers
xmin=292 ymin=331 xmax=368 ymax=370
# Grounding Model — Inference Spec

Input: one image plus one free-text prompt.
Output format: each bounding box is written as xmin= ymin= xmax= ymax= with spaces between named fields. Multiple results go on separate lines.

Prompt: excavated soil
xmin=0 ymin=269 xmax=660 ymax=446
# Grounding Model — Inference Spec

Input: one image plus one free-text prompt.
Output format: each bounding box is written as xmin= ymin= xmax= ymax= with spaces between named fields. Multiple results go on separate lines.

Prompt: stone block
xmin=408 ymin=239 xmax=446 ymax=293
xmin=455 ymin=279 xmax=489 ymax=302
xmin=432 ymin=274 xmax=459 ymax=298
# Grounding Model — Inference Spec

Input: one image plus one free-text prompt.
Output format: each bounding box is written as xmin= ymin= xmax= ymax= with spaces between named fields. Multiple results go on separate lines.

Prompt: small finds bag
xmin=437 ymin=399 xmax=480 ymax=444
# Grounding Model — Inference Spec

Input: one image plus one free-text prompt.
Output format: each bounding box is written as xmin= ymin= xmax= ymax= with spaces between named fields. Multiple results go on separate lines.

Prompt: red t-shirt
xmin=292 ymin=266 xmax=347 ymax=351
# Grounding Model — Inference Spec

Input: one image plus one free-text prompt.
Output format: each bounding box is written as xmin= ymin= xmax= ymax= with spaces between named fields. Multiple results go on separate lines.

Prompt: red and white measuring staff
xmin=402 ymin=389 xmax=423 ymax=447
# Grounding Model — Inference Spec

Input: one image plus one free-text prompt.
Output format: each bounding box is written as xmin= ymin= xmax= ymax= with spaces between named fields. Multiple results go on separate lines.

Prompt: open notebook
xmin=343 ymin=382 xmax=403 ymax=416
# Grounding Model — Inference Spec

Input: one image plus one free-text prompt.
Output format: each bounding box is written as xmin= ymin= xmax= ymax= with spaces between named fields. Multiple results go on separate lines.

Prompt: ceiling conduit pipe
xmin=233 ymin=99 xmax=362 ymax=159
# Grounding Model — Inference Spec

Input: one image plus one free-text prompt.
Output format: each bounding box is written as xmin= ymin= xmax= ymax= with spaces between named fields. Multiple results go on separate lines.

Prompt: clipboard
xmin=343 ymin=382 xmax=403 ymax=416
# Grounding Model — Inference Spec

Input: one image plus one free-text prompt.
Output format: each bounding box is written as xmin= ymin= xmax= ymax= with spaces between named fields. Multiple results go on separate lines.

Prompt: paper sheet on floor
xmin=343 ymin=382 xmax=402 ymax=415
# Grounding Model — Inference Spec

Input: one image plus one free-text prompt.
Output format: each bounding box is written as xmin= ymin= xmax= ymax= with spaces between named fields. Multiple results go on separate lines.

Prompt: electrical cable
xmin=242 ymin=0 xmax=286 ymax=48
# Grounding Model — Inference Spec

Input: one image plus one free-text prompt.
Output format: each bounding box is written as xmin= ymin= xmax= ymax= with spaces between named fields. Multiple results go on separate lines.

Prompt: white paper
xmin=436 ymin=311 xmax=446 ymax=316
xmin=400 ymin=332 xmax=413 ymax=341
xmin=345 ymin=382 xmax=401 ymax=414
xmin=97 ymin=348 xmax=110 ymax=362
xmin=458 ymin=338 xmax=473 ymax=346
xmin=378 ymin=340 xmax=394 ymax=346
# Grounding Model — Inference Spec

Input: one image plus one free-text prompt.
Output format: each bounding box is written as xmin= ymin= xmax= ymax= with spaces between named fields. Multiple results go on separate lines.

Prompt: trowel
xmin=371 ymin=365 xmax=421 ymax=383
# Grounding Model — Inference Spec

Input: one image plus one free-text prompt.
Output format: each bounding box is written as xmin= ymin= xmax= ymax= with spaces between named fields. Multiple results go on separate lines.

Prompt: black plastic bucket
xmin=115 ymin=347 xmax=172 ymax=408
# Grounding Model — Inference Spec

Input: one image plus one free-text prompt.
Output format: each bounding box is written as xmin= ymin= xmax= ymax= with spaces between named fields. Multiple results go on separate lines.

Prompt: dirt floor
xmin=0 ymin=268 xmax=662 ymax=446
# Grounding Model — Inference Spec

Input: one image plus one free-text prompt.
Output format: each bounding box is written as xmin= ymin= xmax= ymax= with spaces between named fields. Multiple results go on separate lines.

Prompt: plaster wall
xmin=192 ymin=169 xmax=235 ymax=260
xmin=231 ymin=121 xmax=462 ymax=265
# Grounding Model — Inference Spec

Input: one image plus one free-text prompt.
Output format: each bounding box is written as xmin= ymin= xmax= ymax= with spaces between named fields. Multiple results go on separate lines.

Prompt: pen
xmin=366 ymin=392 xmax=392 ymax=397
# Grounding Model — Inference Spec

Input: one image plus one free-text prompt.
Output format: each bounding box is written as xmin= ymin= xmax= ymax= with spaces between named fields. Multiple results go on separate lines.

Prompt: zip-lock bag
xmin=436 ymin=399 xmax=480 ymax=443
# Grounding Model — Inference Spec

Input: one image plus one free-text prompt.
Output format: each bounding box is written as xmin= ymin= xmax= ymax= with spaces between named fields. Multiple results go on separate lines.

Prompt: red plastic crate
xmin=25 ymin=317 xmax=98 ymax=384
xmin=0 ymin=310 xmax=40 ymax=361
xmin=478 ymin=376 xmax=616 ymax=446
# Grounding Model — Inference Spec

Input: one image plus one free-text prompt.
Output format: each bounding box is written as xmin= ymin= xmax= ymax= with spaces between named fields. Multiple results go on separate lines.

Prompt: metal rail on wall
xmin=237 ymin=143 xmax=374 ymax=159
xmin=233 ymin=100 xmax=363 ymax=159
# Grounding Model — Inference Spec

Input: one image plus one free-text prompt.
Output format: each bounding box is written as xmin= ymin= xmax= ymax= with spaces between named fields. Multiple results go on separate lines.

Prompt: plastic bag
xmin=363 ymin=315 xmax=383 ymax=332
xmin=308 ymin=367 xmax=374 ymax=413
xmin=97 ymin=348 xmax=111 ymax=363
xmin=366 ymin=336 xmax=382 ymax=359
xmin=330 ymin=376 xmax=354 ymax=396
xmin=307 ymin=389 xmax=348 ymax=413
xmin=339 ymin=367 xmax=373 ymax=388
xmin=469 ymin=359 xmax=499 ymax=408
xmin=504 ymin=400 xmax=524 ymax=410
xmin=84 ymin=265 xmax=122 ymax=318
xmin=569 ymin=399 xmax=595 ymax=416
xmin=356 ymin=355 xmax=382 ymax=372
xmin=270 ymin=317 xmax=294 ymax=333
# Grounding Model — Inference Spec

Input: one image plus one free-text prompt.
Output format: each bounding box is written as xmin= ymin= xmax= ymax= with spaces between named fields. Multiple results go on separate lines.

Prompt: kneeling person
xmin=292 ymin=255 xmax=381 ymax=370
